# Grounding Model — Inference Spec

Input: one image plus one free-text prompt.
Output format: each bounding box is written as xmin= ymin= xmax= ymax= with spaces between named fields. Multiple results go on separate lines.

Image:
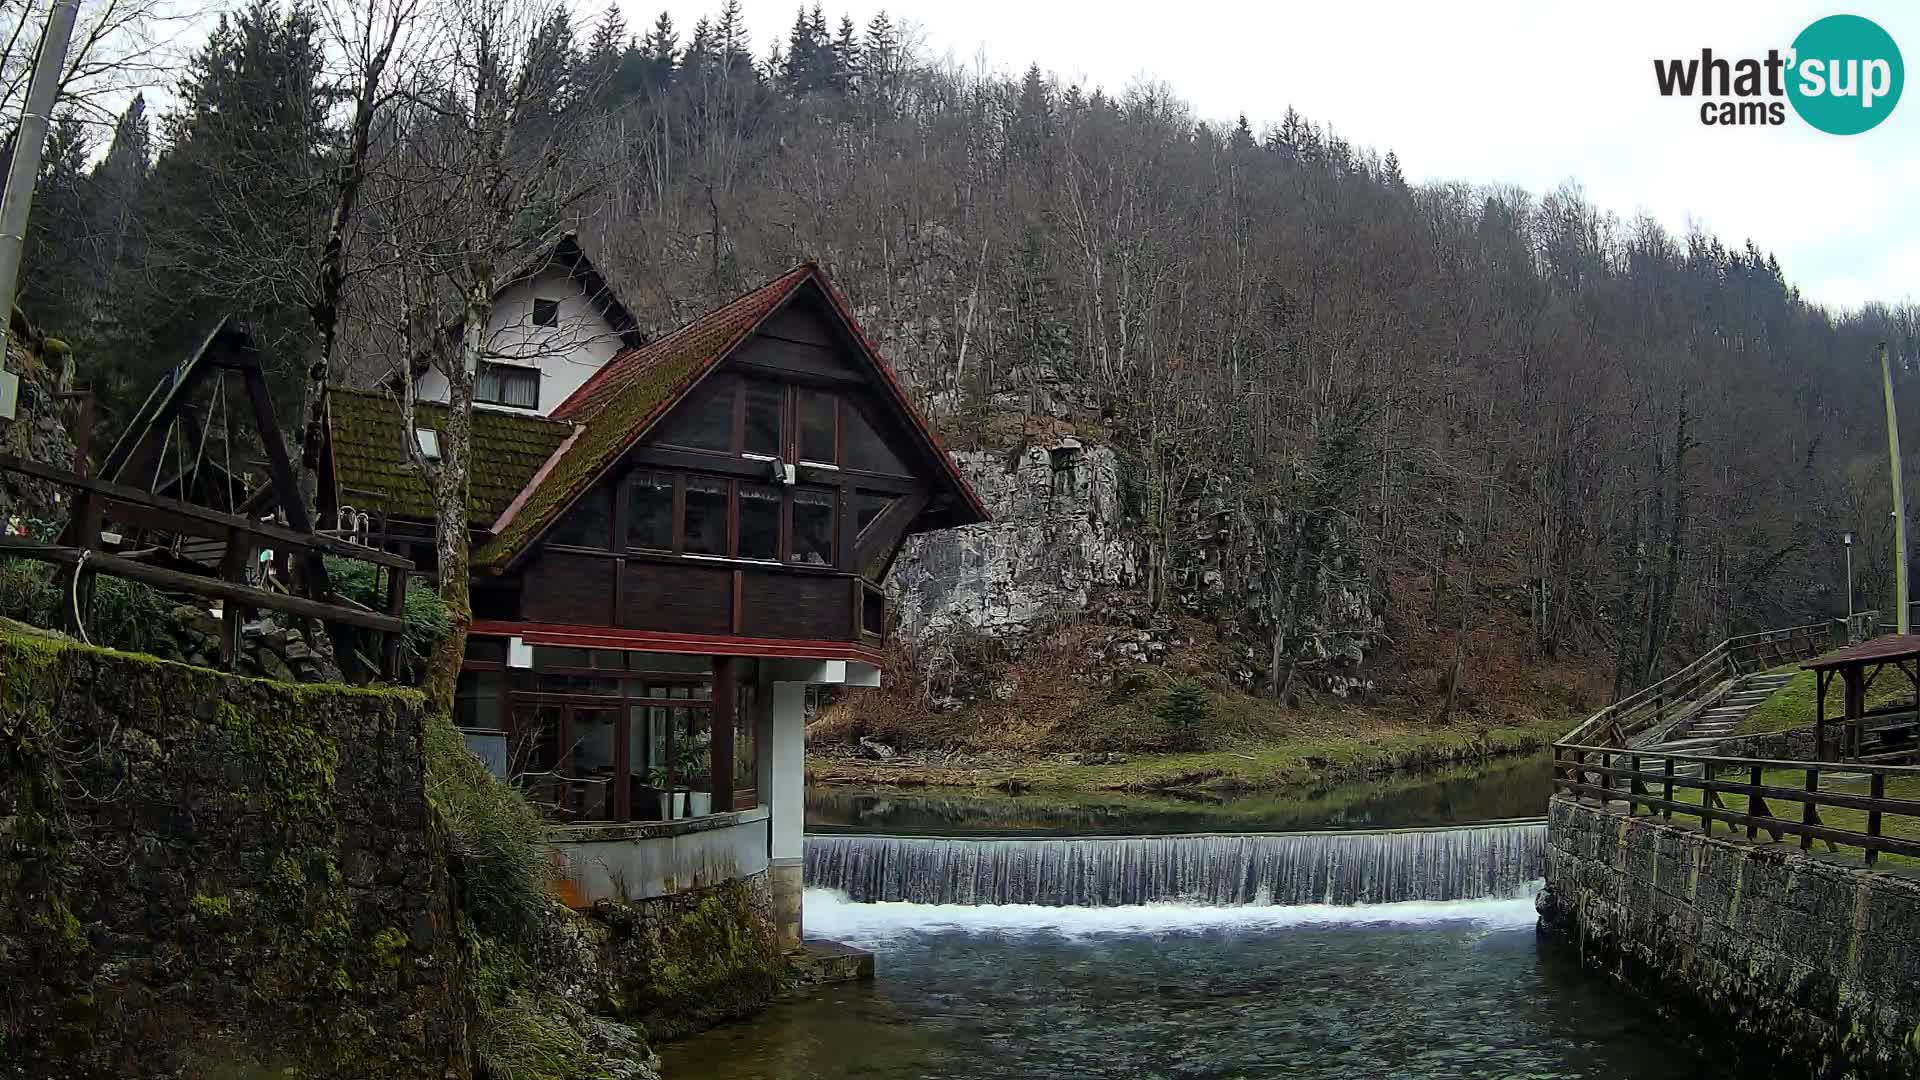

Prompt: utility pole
xmin=1880 ymin=342 xmax=1909 ymax=635
xmin=0 ymin=0 xmax=82 ymax=410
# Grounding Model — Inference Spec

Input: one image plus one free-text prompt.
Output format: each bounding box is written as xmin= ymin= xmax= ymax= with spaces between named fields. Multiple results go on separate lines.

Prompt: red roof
xmin=476 ymin=262 xmax=989 ymax=568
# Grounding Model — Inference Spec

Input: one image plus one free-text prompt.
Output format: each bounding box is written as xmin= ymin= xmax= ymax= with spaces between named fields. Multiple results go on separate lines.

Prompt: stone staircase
xmin=1647 ymin=670 xmax=1797 ymax=775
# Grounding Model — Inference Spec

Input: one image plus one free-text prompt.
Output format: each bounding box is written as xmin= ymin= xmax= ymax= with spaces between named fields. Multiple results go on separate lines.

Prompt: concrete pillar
xmin=767 ymin=680 xmax=806 ymax=951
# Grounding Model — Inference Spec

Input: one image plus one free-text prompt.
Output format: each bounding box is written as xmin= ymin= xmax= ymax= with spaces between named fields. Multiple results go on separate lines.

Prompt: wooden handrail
xmin=1560 ymin=618 xmax=1867 ymax=748
xmin=1552 ymin=743 xmax=1919 ymax=864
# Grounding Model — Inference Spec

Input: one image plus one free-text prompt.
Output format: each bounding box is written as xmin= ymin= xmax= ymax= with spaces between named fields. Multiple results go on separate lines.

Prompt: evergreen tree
xmin=578 ymin=5 xmax=640 ymax=106
xmin=682 ymin=17 xmax=715 ymax=84
xmin=716 ymin=0 xmax=753 ymax=77
xmin=519 ymin=9 xmax=580 ymax=123
xmin=1382 ymin=150 xmax=1406 ymax=189
xmin=641 ymin=11 xmax=678 ymax=90
xmin=1229 ymin=114 xmax=1255 ymax=155
xmin=831 ymin=15 xmax=859 ymax=94
xmin=16 ymin=114 xmax=93 ymax=335
xmin=125 ymin=0 xmax=332 ymax=425
xmin=1011 ymin=63 xmax=1051 ymax=166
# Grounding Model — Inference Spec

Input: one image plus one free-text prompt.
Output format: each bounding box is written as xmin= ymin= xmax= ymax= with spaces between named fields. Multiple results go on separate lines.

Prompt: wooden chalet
xmin=318 ymin=256 xmax=987 ymax=939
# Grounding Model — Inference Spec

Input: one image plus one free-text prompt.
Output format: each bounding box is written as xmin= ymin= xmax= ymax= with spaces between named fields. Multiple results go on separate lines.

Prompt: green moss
xmin=602 ymin=878 xmax=784 ymax=1042
xmin=191 ymin=893 xmax=235 ymax=921
xmin=372 ymin=927 xmax=408 ymax=971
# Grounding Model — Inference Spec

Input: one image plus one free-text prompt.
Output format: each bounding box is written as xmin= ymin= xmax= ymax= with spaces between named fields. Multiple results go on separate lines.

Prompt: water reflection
xmin=806 ymin=754 xmax=1554 ymax=837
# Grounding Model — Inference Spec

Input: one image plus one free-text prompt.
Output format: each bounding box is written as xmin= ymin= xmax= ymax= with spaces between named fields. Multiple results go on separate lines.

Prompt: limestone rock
xmin=890 ymin=440 xmax=1136 ymax=639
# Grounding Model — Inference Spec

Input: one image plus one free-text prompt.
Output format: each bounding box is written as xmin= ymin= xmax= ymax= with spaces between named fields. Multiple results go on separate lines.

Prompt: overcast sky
xmin=634 ymin=0 xmax=1918 ymax=311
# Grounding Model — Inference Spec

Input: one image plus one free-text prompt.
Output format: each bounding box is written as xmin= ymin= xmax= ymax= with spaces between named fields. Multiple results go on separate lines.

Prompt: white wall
xmin=413 ymin=266 xmax=625 ymax=417
xmin=547 ymin=808 xmax=771 ymax=904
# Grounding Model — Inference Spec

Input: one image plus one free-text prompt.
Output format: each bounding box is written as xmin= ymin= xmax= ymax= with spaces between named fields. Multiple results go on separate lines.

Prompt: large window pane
xmin=627 ymin=471 xmax=673 ymax=551
xmin=739 ymin=483 xmax=781 ymax=560
xmin=853 ymin=491 xmax=894 ymax=538
xmin=454 ymin=670 xmax=504 ymax=729
xmin=844 ymin=405 xmax=908 ymax=475
xmin=654 ymin=376 xmax=735 ymax=451
xmin=792 ymin=487 xmax=836 ymax=566
xmin=798 ymin=389 xmax=836 ymax=463
xmin=570 ymin=707 xmax=618 ymax=820
xmin=477 ymin=362 xmax=539 ymax=409
xmin=552 ymin=485 xmax=612 ymax=548
xmin=685 ymin=476 xmax=729 ymax=555
xmin=744 ymin=380 xmax=783 ymax=456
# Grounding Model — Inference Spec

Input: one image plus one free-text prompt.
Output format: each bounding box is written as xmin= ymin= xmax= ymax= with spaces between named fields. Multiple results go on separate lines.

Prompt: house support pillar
xmin=767 ymin=679 xmax=807 ymax=951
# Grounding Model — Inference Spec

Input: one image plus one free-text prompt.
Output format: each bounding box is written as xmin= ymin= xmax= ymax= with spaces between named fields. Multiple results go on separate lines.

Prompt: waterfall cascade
xmin=804 ymin=820 xmax=1546 ymax=907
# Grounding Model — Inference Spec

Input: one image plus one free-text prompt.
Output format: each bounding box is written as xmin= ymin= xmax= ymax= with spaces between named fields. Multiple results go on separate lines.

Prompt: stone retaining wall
xmin=0 ymin=630 xmax=467 ymax=1078
xmin=1539 ymin=796 xmax=1920 ymax=1079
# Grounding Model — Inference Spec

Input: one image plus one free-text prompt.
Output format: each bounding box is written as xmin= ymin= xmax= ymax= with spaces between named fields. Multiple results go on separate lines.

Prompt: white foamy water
xmin=803 ymin=882 xmax=1543 ymax=945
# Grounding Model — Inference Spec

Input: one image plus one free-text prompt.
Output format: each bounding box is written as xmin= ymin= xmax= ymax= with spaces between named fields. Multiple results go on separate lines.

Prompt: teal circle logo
xmin=1788 ymin=14 xmax=1904 ymax=135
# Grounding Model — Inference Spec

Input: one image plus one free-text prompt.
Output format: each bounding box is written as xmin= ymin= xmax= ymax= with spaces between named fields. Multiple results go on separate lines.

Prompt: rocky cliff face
xmin=887 ymin=435 xmax=1382 ymax=696
xmin=0 ymin=335 xmax=77 ymax=525
xmin=890 ymin=438 xmax=1136 ymax=640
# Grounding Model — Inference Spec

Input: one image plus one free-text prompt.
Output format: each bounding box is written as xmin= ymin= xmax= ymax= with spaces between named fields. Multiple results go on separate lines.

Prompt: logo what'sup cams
xmin=1653 ymin=14 xmax=1904 ymax=134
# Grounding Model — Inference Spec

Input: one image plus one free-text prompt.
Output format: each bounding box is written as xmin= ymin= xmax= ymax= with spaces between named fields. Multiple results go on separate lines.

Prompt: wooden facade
xmin=325 ymin=261 xmax=987 ymax=826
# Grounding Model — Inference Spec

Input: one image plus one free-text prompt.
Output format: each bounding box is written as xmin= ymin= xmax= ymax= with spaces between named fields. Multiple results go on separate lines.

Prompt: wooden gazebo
xmin=1804 ymin=635 xmax=1920 ymax=762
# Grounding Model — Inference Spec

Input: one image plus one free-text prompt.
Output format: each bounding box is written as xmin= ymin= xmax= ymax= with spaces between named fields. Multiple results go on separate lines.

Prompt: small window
xmin=627 ymin=471 xmax=674 ymax=551
xmin=844 ymin=404 xmax=908 ymax=475
xmin=798 ymin=389 xmax=837 ymax=463
xmin=655 ymin=377 xmax=735 ymax=452
xmin=414 ymin=427 xmax=441 ymax=461
xmin=862 ymin=588 xmax=885 ymax=636
xmin=791 ymin=487 xmax=836 ymax=566
xmin=744 ymin=380 xmax=783 ymax=457
xmin=739 ymin=483 xmax=782 ymax=560
xmin=684 ymin=476 xmax=729 ymax=555
xmin=476 ymin=362 xmax=539 ymax=409
xmin=552 ymin=485 xmax=612 ymax=548
xmin=532 ymin=298 xmax=561 ymax=327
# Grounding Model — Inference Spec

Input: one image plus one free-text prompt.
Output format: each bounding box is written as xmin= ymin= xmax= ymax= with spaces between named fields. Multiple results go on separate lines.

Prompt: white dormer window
xmin=532 ymin=298 xmax=560 ymax=327
xmin=415 ymin=428 xmax=441 ymax=460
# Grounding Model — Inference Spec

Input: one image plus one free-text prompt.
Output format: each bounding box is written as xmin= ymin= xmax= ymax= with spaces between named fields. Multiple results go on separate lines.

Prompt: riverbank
xmin=806 ymin=717 xmax=1566 ymax=794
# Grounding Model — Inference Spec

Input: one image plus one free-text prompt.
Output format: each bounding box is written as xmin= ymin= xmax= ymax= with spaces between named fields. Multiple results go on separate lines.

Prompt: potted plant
xmin=643 ymin=766 xmax=685 ymax=819
xmin=678 ymin=736 xmax=712 ymax=817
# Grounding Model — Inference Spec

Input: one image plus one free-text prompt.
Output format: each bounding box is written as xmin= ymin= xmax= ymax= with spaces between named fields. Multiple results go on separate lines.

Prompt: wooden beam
xmin=855 ymin=492 xmax=929 ymax=579
xmin=0 ymin=453 xmax=412 ymax=568
xmin=0 ymin=538 xmax=405 ymax=634
xmin=711 ymin=656 xmax=736 ymax=812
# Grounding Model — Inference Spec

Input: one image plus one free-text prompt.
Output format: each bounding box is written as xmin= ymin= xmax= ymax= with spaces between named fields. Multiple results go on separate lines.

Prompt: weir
xmin=804 ymin=819 xmax=1547 ymax=906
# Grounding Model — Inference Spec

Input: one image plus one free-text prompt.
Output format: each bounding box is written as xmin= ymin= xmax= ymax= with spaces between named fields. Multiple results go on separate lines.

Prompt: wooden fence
xmin=1559 ymin=619 xmax=1868 ymax=750
xmin=1552 ymin=744 xmax=1920 ymax=865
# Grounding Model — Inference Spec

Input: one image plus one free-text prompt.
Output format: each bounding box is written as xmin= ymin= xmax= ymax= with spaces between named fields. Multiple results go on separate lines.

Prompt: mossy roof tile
xmin=326 ymin=387 xmax=571 ymax=525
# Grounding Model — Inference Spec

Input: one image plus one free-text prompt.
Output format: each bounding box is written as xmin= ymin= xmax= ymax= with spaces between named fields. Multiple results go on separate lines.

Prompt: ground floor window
xmin=455 ymin=642 xmax=755 ymax=824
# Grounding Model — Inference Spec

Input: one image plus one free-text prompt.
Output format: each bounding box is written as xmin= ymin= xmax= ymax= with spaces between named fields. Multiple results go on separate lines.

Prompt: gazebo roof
xmin=1803 ymin=634 xmax=1920 ymax=672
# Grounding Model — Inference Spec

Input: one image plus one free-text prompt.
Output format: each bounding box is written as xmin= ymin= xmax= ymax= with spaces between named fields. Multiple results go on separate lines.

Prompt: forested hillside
xmin=15 ymin=0 xmax=1920 ymax=737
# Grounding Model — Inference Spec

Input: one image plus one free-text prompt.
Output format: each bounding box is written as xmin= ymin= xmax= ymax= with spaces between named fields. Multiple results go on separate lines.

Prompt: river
xmin=660 ymin=757 xmax=1769 ymax=1079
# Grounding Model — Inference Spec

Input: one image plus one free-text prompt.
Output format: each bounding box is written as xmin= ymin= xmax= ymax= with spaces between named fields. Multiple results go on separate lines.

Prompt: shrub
xmin=0 ymin=550 xmax=174 ymax=654
xmin=425 ymin=713 xmax=550 ymax=942
xmin=1155 ymin=678 xmax=1212 ymax=751
xmin=324 ymin=556 xmax=449 ymax=667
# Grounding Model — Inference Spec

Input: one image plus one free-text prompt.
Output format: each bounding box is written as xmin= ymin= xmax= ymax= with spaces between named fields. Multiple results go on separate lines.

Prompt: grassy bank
xmin=808 ymin=716 xmax=1567 ymax=793
xmin=1739 ymin=666 xmax=1910 ymax=736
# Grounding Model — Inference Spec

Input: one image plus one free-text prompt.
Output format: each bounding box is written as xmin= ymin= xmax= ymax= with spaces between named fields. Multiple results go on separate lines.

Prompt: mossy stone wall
xmin=535 ymin=873 xmax=785 ymax=1045
xmin=0 ymin=631 xmax=469 ymax=1078
xmin=1540 ymin=796 xmax=1920 ymax=1080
